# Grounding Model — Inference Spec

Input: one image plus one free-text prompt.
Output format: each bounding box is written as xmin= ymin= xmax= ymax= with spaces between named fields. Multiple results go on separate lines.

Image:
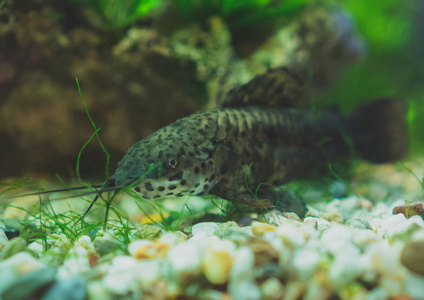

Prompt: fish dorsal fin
xmin=220 ymin=67 xmax=307 ymax=108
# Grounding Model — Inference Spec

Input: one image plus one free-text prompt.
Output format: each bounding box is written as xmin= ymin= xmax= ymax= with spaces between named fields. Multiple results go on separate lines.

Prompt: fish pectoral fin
xmin=210 ymin=185 xmax=307 ymax=218
xmin=210 ymin=185 xmax=273 ymax=209
xmin=259 ymin=187 xmax=307 ymax=218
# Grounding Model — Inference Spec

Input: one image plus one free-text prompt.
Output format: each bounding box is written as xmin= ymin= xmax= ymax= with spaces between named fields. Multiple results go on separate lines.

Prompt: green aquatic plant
xmin=174 ymin=0 xmax=311 ymax=31
xmin=71 ymin=0 xmax=160 ymax=29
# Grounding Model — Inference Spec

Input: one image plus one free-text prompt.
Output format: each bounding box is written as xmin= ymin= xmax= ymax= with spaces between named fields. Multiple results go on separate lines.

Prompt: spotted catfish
xmin=18 ymin=67 xmax=408 ymax=221
xmin=103 ymin=67 xmax=407 ymax=219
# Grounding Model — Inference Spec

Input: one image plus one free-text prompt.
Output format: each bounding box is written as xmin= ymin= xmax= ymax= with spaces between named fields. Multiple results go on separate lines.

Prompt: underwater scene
xmin=1 ymin=0 xmax=424 ymax=299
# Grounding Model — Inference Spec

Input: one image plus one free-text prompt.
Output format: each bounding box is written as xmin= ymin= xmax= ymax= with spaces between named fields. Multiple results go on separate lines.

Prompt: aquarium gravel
xmin=1 ymin=159 xmax=424 ymax=300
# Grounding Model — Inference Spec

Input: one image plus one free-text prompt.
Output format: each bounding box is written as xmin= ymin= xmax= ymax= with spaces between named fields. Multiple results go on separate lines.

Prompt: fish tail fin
xmin=349 ymin=98 xmax=408 ymax=163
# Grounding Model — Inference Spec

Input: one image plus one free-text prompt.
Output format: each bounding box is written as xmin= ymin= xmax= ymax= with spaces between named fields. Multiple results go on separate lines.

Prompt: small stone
xmin=42 ymin=277 xmax=87 ymax=300
xmin=134 ymin=224 xmax=163 ymax=240
xmin=321 ymin=212 xmax=344 ymax=224
xmin=134 ymin=242 xmax=170 ymax=259
xmin=230 ymin=247 xmax=255 ymax=283
xmin=276 ymin=223 xmax=306 ymax=248
xmin=328 ymin=246 xmax=364 ymax=289
xmin=192 ymin=222 xmax=218 ymax=236
xmin=75 ymin=236 xmax=92 ymax=248
xmin=215 ymin=221 xmax=239 ymax=234
xmin=87 ymin=281 xmax=110 ymax=300
xmin=245 ymin=237 xmax=279 ymax=267
xmin=0 ymin=228 xmax=9 ymax=247
xmin=167 ymin=242 xmax=201 ymax=275
xmin=159 ymin=232 xmax=187 ymax=247
xmin=57 ymin=246 xmax=90 ymax=280
xmin=293 ymin=247 xmax=321 ymax=280
xmin=258 ymin=212 xmax=287 ymax=226
xmin=1 ymin=267 xmax=57 ymax=300
xmin=400 ymin=240 xmax=424 ymax=275
xmin=0 ymin=237 xmax=27 ymax=259
xmin=102 ymin=256 xmax=139 ymax=295
xmin=283 ymin=281 xmax=305 ymax=300
xmin=254 ymin=263 xmax=283 ymax=282
xmin=404 ymin=271 xmax=424 ymax=299
xmin=0 ymin=252 xmax=45 ymax=294
xmin=260 ymin=278 xmax=284 ymax=300
xmin=229 ymin=280 xmax=261 ymax=300
xmin=358 ymin=198 xmax=373 ymax=210
xmin=251 ymin=223 xmax=276 ymax=236
xmin=282 ymin=212 xmax=301 ymax=221
xmin=202 ymin=241 xmax=235 ymax=284
xmin=393 ymin=203 xmax=424 ymax=219
xmin=345 ymin=219 xmax=373 ymax=230
xmin=385 ymin=215 xmax=424 ymax=240
xmin=320 ymin=225 xmax=354 ymax=255
xmin=238 ymin=215 xmax=254 ymax=226
xmin=28 ymin=241 xmax=44 ymax=255
xmin=93 ymin=233 xmax=125 ymax=256
xmin=215 ymin=223 xmax=252 ymax=245
xmin=128 ymin=240 xmax=152 ymax=257
xmin=136 ymin=260 xmax=163 ymax=288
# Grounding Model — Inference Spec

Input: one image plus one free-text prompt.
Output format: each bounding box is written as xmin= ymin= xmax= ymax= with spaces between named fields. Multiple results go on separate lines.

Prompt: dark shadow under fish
xmin=15 ymin=67 xmax=409 ymax=222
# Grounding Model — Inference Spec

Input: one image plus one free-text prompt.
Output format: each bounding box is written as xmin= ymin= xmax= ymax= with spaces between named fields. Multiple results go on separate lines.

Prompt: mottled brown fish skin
xmin=112 ymin=105 xmax=347 ymax=212
xmin=110 ymin=68 xmax=406 ymax=217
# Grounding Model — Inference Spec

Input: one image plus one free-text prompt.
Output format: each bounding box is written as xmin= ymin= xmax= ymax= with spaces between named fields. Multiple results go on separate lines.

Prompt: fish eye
xmin=167 ymin=158 xmax=179 ymax=169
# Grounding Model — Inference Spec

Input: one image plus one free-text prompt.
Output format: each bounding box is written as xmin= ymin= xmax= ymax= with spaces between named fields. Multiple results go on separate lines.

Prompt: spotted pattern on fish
xmin=107 ymin=68 xmax=407 ymax=218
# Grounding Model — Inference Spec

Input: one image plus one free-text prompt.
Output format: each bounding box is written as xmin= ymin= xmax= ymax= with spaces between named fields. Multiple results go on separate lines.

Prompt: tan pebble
xmin=252 ymin=224 xmax=276 ymax=236
xmin=392 ymin=295 xmax=414 ymax=300
xmin=135 ymin=242 xmax=170 ymax=259
xmin=87 ymin=250 xmax=99 ymax=267
xmin=203 ymin=248 xmax=233 ymax=284
xmin=321 ymin=212 xmax=344 ymax=224
xmin=261 ymin=278 xmax=284 ymax=300
xmin=245 ymin=237 xmax=279 ymax=267
xmin=304 ymin=218 xmax=318 ymax=230
xmin=358 ymin=197 xmax=373 ymax=210
xmin=282 ymin=212 xmax=301 ymax=221
xmin=400 ymin=240 xmax=424 ymax=275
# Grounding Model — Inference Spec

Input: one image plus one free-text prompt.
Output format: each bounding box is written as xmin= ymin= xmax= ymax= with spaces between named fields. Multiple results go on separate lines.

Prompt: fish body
xmin=109 ymin=69 xmax=407 ymax=217
xmin=113 ymin=107 xmax=345 ymax=200
xmin=19 ymin=68 xmax=407 ymax=220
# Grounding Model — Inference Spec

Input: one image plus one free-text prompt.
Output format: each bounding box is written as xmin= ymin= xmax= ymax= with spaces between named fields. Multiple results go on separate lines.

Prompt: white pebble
xmin=127 ymin=240 xmax=152 ymax=257
xmin=320 ymin=225 xmax=354 ymax=255
xmin=76 ymin=235 xmax=92 ymax=248
xmin=328 ymin=246 xmax=363 ymax=289
xmin=57 ymin=246 xmax=91 ymax=280
xmin=404 ymin=271 xmax=424 ymax=299
xmin=136 ymin=260 xmax=162 ymax=288
xmin=28 ymin=241 xmax=44 ymax=254
xmin=386 ymin=215 xmax=424 ymax=239
xmin=293 ymin=247 xmax=321 ymax=280
xmin=167 ymin=242 xmax=201 ymax=274
xmin=87 ymin=281 xmax=112 ymax=300
xmin=229 ymin=280 xmax=261 ymax=300
xmin=375 ymin=214 xmax=407 ymax=237
xmin=276 ymin=223 xmax=306 ymax=248
xmin=229 ymin=247 xmax=255 ymax=283
xmin=102 ymin=256 xmax=139 ymax=295
xmin=0 ymin=252 xmax=45 ymax=294
xmin=159 ymin=232 xmax=182 ymax=247
xmin=192 ymin=222 xmax=218 ymax=236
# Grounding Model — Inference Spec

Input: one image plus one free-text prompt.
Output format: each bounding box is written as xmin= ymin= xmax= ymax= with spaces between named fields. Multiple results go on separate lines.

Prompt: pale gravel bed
xmin=1 ymin=159 xmax=424 ymax=300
